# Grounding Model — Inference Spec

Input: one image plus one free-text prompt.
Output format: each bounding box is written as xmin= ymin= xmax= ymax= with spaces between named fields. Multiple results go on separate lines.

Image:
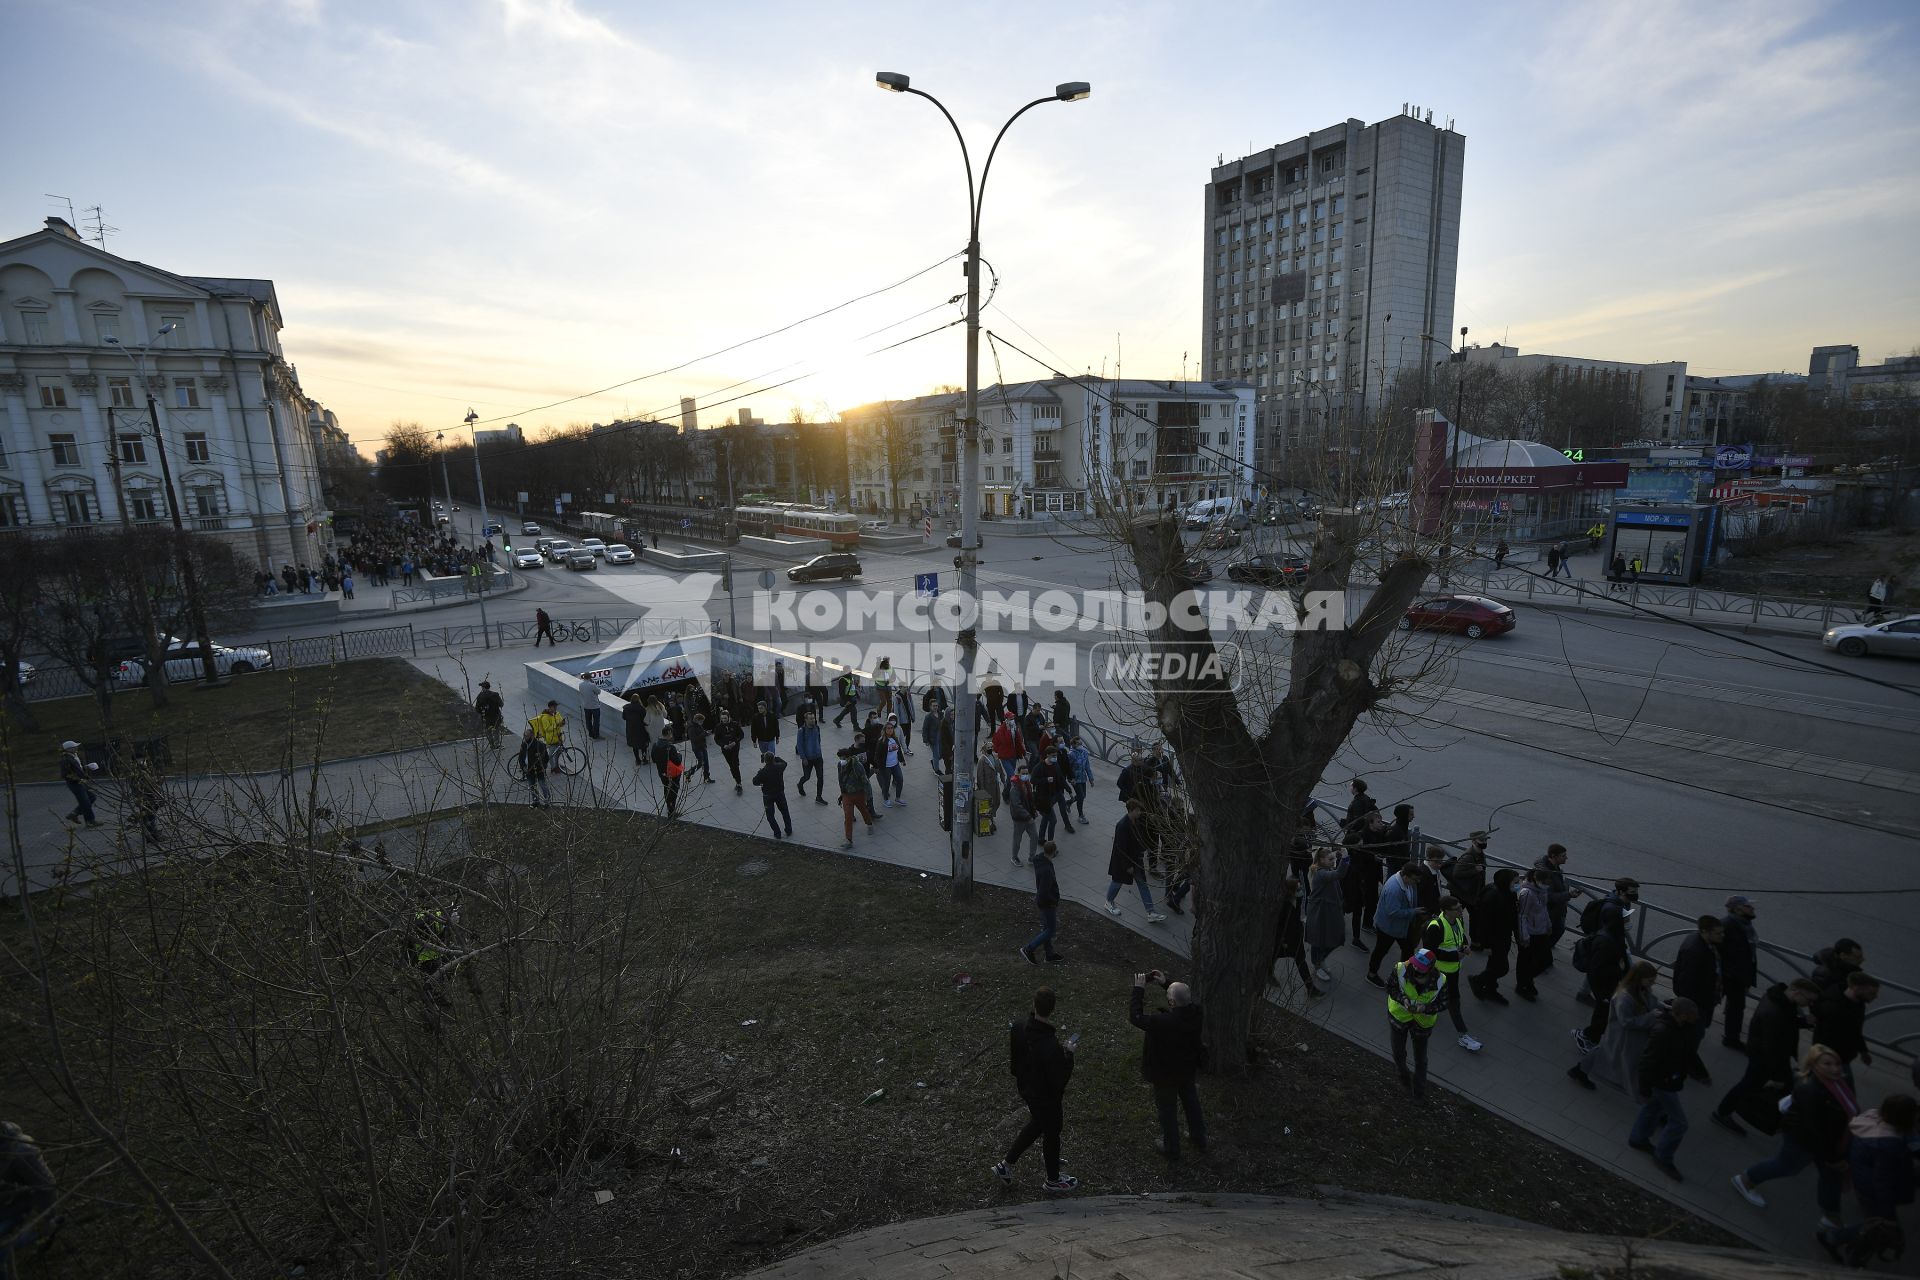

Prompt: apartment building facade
xmin=1460 ymin=342 xmax=1687 ymax=441
xmin=0 ymin=217 xmax=330 ymax=567
xmin=1203 ymin=108 xmax=1464 ymax=474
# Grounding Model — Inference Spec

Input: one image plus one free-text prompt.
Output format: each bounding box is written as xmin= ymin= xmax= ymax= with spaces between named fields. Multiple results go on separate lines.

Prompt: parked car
xmin=605 ymin=543 xmax=637 ymax=564
xmin=1198 ymin=526 xmax=1243 ymax=550
xmin=945 ymin=530 xmax=985 ymax=549
xmin=581 ymin=538 xmax=608 ymax=558
xmin=1823 ymin=614 xmax=1920 ymax=659
xmin=1227 ymin=553 xmax=1311 ymax=587
xmin=543 ymin=540 xmax=575 ymax=562
xmin=117 ymin=638 xmax=274 ymax=685
xmin=521 ymin=521 xmax=542 ymax=536
xmin=788 ymin=552 xmax=863 ymax=583
xmin=859 ymin=519 xmax=890 ymax=533
xmin=513 ymin=549 xmax=543 ymax=569
xmin=1400 ymin=594 xmax=1516 ymax=640
xmin=1172 ymin=555 xmax=1214 ymax=587
xmin=565 ymin=549 xmax=597 ymax=572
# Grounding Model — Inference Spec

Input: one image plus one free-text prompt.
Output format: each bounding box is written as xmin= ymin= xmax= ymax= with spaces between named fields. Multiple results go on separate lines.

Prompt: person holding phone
xmin=1130 ymin=969 xmax=1207 ymax=1160
xmin=992 ymin=987 xmax=1080 ymax=1193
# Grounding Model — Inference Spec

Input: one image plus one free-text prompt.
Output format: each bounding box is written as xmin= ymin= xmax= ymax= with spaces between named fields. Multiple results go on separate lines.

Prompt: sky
xmin=6 ymin=0 xmax=1918 ymax=450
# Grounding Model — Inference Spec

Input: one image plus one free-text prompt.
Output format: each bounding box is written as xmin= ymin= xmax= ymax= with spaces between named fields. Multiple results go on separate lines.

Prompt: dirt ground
xmin=1714 ymin=527 xmax=1920 ymax=600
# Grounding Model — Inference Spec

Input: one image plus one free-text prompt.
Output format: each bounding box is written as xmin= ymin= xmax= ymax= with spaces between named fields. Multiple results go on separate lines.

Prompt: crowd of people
xmin=249 ymin=516 xmax=494 ymax=599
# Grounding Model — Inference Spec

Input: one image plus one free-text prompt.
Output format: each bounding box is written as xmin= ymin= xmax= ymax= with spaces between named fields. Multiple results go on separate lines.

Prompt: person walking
xmin=1271 ymin=877 xmax=1327 ymax=998
xmin=1532 ymin=843 xmax=1581 ymax=958
xmin=1574 ymin=901 xmax=1632 ymax=1053
xmin=622 ymin=694 xmax=651 ymax=766
xmin=1628 ymin=997 xmax=1699 ymax=1181
xmin=1545 ymin=543 xmax=1563 ymax=578
xmin=1568 ymin=961 xmax=1661 ymax=1092
xmin=749 ymin=700 xmax=780 ymax=758
xmin=1719 ymin=895 xmax=1760 ymax=1050
xmin=1104 ymin=799 xmax=1164 ymax=923
xmin=578 ymin=674 xmax=603 ymax=739
xmin=1734 ymin=1045 xmax=1860 ymax=1226
xmin=1385 ymin=948 xmax=1446 ymax=1099
xmin=474 ymin=679 xmax=505 ymax=748
xmin=58 ymin=741 xmax=101 ymax=828
xmin=991 ymin=987 xmax=1079 ymax=1193
xmin=515 ymin=727 xmax=551 ymax=807
xmin=1672 ymin=915 xmax=1725 ymax=1083
xmin=894 ymin=686 xmax=915 ymax=756
xmin=341 ymin=570 xmax=355 ymax=600
xmin=1035 ymin=747 xmax=1074 ymax=839
xmin=1365 ymin=862 xmax=1422 ymax=988
xmin=1714 ymin=978 xmax=1820 ymax=1137
xmin=973 ymin=746 xmax=1002 ymax=836
xmin=1066 ymin=736 xmax=1092 ymax=824
xmin=714 ymin=710 xmax=745 ymax=793
xmin=1493 ymin=538 xmax=1508 ymax=570
xmin=1018 ymin=840 xmax=1065 ymax=965
xmin=529 ymin=700 xmax=566 ymax=761
xmin=1130 ymin=969 xmax=1206 ymax=1160
xmin=877 ymin=724 xmax=906 ymax=808
xmin=1343 ymin=810 xmax=1385 ymax=948
xmin=991 ymin=713 xmax=1026 ymax=779
xmin=793 ymin=710 xmax=826 ymax=804
xmin=1812 ymin=971 xmax=1880 ymax=1086
xmin=835 ymin=741 xmax=879 ymax=849
xmin=1469 ymin=868 xmax=1520 ymax=1004
xmin=1818 ymin=1093 xmax=1916 ymax=1265
xmin=921 ymin=699 xmax=945 ymax=772
xmin=1303 ymin=846 xmax=1347 ymax=984
xmin=1514 ymin=867 xmax=1554 ymax=1001
xmin=1420 ymin=896 xmax=1482 ymax=1051
xmin=686 ymin=713 xmax=713 ymax=784
xmin=871 ymin=656 xmax=893 ymax=715
xmin=833 ymin=669 xmax=860 ymax=728
xmin=751 ymin=751 xmax=793 ymax=839
xmin=1004 ymin=760 xmax=1039 ymax=867
xmin=1811 ymin=937 xmax=1866 ymax=995
xmin=534 ymin=606 xmax=556 ymax=647
xmin=1552 ymin=540 xmax=1570 ymax=577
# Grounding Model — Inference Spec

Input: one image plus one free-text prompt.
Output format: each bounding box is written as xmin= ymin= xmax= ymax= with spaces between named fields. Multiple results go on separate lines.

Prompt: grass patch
xmin=1 ymin=658 xmax=473 ymax=781
xmin=2 ymin=810 xmax=1738 ymax=1278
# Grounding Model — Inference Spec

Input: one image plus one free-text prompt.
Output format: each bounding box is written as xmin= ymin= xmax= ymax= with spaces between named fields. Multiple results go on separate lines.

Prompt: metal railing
xmin=1420 ymin=563 xmax=1882 ymax=633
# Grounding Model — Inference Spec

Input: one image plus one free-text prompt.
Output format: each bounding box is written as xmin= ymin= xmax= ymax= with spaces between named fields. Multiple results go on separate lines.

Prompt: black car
xmin=565 ymin=549 xmax=597 ymax=572
xmin=945 ymin=530 xmax=984 ymax=549
xmin=1227 ymin=553 xmax=1310 ymax=588
xmin=1172 ymin=555 xmax=1213 ymax=587
xmin=788 ymin=552 xmax=863 ymax=583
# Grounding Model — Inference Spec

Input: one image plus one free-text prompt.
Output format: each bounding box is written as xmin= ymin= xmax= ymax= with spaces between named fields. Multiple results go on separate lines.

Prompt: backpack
xmin=1578 ymin=898 xmax=1605 ymax=936
xmin=1570 ymin=934 xmax=1593 ymax=973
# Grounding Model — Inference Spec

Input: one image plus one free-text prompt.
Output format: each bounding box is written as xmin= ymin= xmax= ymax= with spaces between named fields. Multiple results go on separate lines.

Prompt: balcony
xmin=1033 ymin=448 xmax=1062 ymax=462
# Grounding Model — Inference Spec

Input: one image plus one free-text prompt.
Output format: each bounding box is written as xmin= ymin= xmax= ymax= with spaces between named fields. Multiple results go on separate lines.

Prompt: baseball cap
xmin=1407 ymin=949 xmax=1436 ymax=974
xmin=1726 ymin=894 xmax=1753 ymax=910
xmin=60 ymin=739 xmax=80 ymax=750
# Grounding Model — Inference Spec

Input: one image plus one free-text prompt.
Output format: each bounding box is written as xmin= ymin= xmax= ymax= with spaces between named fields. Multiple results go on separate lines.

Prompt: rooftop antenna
xmin=81 ymin=205 xmax=119 ymax=250
xmin=44 ymin=193 xmax=76 ymax=226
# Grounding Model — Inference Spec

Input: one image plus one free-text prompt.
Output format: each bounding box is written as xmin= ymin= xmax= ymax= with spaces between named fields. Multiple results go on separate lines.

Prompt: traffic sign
xmin=681 ymin=518 xmax=692 ymax=530
xmin=758 ymin=569 xmax=777 ymax=590
xmin=914 ymin=572 xmax=939 ymax=599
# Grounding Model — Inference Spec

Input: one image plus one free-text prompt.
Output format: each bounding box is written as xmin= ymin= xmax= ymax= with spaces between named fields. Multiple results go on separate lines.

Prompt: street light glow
xmin=875 ymin=71 xmax=909 ymax=92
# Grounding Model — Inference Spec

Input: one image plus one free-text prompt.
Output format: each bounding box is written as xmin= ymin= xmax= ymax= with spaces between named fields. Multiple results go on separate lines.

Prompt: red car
xmin=1400 ymin=594 xmax=1516 ymax=639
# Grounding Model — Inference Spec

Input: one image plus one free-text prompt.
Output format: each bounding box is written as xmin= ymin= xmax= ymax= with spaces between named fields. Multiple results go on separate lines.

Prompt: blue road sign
xmin=914 ymin=572 xmax=939 ymax=598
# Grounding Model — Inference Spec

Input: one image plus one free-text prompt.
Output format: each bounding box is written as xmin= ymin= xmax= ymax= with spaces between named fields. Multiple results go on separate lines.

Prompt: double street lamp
xmin=876 ymin=71 xmax=1090 ymax=900
xmin=102 ymin=329 xmax=223 ymax=687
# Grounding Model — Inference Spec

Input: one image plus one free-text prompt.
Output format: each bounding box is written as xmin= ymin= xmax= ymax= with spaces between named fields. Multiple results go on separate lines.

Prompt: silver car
xmin=117 ymin=639 xmax=274 ymax=685
xmin=1822 ymin=614 xmax=1920 ymax=659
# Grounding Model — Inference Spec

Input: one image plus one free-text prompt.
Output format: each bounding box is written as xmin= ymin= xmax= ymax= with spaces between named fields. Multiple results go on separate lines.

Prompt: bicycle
xmin=550 ymin=743 xmax=587 ymax=777
xmin=550 ymin=621 xmax=593 ymax=643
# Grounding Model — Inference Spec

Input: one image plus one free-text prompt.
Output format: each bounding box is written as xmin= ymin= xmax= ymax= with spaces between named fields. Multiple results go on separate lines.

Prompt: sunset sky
xmin=7 ymin=0 xmax=1916 ymax=450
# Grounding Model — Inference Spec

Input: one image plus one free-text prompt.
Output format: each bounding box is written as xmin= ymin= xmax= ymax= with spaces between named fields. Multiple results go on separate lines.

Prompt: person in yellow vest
xmin=1421 ymin=896 xmax=1483 ymax=1053
xmin=412 ymin=906 xmax=450 ymax=976
xmin=1387 ymin=948 xmax=1446 ymax=1099
xmin=529 ymin=700 xmax=565 ymax=750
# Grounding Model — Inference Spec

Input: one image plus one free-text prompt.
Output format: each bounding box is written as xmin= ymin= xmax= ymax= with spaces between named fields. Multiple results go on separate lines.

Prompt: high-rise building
xmin=1203 ymin=108 xmax=1464 ymax=476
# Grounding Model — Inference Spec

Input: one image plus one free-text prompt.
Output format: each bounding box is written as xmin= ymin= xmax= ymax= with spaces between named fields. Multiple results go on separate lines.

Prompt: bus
xmin=734 ymin=503 xmax=860 ymax=547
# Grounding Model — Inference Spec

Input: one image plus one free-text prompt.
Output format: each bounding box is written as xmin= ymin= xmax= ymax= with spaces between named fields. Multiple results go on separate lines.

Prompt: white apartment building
xmin=1204 ymin=108 xmax=1464 ymax=472
xmin=842 ymin=378 xmax=1255 ymax=518
xmin=0 ymin=218 xmax=330 ymax=567
xmin=1460 ymin=342 xmax=1687 ymax=440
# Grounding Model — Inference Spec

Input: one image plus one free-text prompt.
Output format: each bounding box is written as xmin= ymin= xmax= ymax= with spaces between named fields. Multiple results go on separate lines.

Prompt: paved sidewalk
xmin=8 ymin=649 xmax=1911 ymax=1272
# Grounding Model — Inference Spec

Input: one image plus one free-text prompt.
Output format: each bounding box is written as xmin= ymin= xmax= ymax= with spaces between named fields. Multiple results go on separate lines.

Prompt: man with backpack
xmin=836 ymin=740 xmax=880 ymax=849
xmin=991 ymin=987 xmax=1079 ymax=1193
xmin=1004 ymin=761 xmax=1040 ymax=867
xmin=648 ymin=735 xmax=684 ymax=818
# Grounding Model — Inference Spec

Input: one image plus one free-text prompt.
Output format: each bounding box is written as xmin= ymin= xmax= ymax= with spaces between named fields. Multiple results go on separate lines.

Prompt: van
xmin=1183 ymin=496 xmax=1244 ymax=529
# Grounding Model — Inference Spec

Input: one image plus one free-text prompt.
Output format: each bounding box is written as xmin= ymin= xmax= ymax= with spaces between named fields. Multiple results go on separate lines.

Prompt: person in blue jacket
xmin=1365 ymin=862 xmax=1422 ymax=988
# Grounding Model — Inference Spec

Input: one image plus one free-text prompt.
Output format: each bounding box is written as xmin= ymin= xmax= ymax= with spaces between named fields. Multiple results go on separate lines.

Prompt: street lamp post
xmin=464 ymin=409 xmax=493 ymax=649
xmin=877 ymin=71 xmax=1090 ymax=901
xmin=103 ymin=331 xmax=223 ymax=687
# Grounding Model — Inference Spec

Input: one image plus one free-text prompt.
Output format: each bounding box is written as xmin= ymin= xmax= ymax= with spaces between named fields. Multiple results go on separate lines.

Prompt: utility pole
xmin=464 ymin=409 xmax=493 ymax=649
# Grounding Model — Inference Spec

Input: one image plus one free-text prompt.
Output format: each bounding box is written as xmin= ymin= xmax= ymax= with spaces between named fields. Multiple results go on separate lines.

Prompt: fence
xmin=389 ymin=566 xmax=513 ymax=611
xmin=1426 ymin=563 xmax=1881 ymax=633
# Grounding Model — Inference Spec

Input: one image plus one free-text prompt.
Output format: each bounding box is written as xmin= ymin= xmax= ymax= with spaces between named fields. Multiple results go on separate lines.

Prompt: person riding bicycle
xmin=474 ymin=680 xmax=505 ymax=744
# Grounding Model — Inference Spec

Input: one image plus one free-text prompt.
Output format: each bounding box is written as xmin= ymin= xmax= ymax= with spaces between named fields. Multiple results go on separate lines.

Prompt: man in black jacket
xmin=750 ymin=751 xmax=792 ymax=839
xmin=1628 ymin=997 xmax=1699 ymax=1181
xmin=749 ymin=700 xmax=780 ymax=757
xmin=1812 ymin=971 xmax=1880 ymax=1084
xmin=1130 ymin=970 xmax=1207 ymax=1160
xmin=992 ymin=988 xmax=1079 ymax=1192
xmin=1575 ymin=902 xmax=1631 ymax=1051
xmin=1712 ymin=978 xmax=1818 ymax=1136
xmin=1718 ymin=895 xmax=1759 ymax=1050
xmin=1019 ymin=841 xmax=1065 ymax=964
xmin=1670 ymin=915 xmax=1724 ymax=1084
xmin=714 ymin=711 xmax=746 ymax=794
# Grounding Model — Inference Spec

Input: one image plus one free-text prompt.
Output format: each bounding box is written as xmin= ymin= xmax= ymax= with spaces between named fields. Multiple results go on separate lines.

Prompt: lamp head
xmin=102 ymin=334 xmax=122 ymax=346
xmin=1055 ymin=81 xmax=1091 ymax=102
xmin=464 ymin=408 xmax=478 ymax=427
xmin=875 ymin=72 xmax=910 ymax=93
xmin=157 ymin=322 xmax=178 ymax=337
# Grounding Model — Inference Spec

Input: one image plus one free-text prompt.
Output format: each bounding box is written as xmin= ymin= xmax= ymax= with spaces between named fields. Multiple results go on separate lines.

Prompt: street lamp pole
xmin=878 ymin=71 xmax=1090 ymax=901
xmin=103 ymin=331 xmax=222 ymax=687
xmin=464 ymin=409 xmax=493 ymax=649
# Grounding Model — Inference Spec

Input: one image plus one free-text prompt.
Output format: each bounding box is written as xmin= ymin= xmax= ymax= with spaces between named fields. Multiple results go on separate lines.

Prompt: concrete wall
xmin=738 ymin=534 xmax=829 ymax=559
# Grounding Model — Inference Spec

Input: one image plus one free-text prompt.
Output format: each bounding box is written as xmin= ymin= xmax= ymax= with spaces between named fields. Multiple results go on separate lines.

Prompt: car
xmin=521 ymin=521 xmax=542 ymax=536
xmin=513 ymin=549 xmax=543 ymax=569
xmin=543 ymin=540 xmax=575 ymax=562
xmin=1172 ymin=555 xmax=1213 ymax=587
xmin=581 ymin=538 xmax=608 ymax=558
xmin=1198 ymin=526 xmax=1242 ymax=550
xmin=565 ymin=549 xmax=597 ymax=572
xmin=117 ymin=638 xmax=275 ymax=685
xmin=605 ymin=544 xmax=636 ymax=564
xmin=1823 ymin=614 xmax=1920 ymax=659
xmin=435 ymin=514 xmax=451 ymax=526
xmin=1400 ymin=594 xmax=1516 ymax=640
xmin=788 ymin=552 xmax=863 ymax=583
xmin=1226 ymin=553 xmax=1311 ymax=588
xmin=859 ymin=519 xmax=890 ymax=533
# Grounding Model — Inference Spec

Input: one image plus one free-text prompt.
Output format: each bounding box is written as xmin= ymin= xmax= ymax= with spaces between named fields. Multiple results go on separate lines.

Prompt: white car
xmin=543 ymin=540 xmax=574 ymax=562
xmin=117 ymin=638 xmax=274 ymax=685
xmin=521 ymin=521 xmax=542 ymax=536
xmin=859 ymin=519 xmax=890 ymax=532
xmin=581 ymin=538 xmax=608 ymax=558
xmin=605 ymin=544 xmax=636 ymax=564
xmin=1823 ymin=614 xmax=1920 ymax=659
xmin=512 ymin=549 xmax=543 ymax=569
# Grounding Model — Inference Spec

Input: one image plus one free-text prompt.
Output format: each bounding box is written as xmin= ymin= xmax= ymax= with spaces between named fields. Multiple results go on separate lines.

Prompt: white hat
xmin=60 ymin=740 xmax=80 ymax=750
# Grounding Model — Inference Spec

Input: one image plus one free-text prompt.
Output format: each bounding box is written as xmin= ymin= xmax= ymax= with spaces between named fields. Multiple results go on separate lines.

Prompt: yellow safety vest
xmin=414 ymin=909 xmax=446 ymax=965
xmin=1426 ymin=914 xmax=1466 ymax=973
xmin=530 ymin=711 xmax=564 ymax=745
xmin=1386 ymin=964 xmax=1445 ymax=1029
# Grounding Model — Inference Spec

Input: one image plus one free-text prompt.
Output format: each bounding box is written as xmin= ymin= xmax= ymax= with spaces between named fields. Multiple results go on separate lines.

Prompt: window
xmin=58 ymin=491 xmax=91 ymax=524
xmin=0 ymin=495 xmax=20 ymax=526
xmin=1130 ymin=461 xmax=1148 ymax=479
xmin=1313 ymin=226 xmax=1326 ymax=243
xmin=1133 ymin=432 xmax=1148 ymax=449
xmin=127 ymin=491 xmax=161 ymax=522
xmin=19 ymin=311 xmax=51 ymax=344
xmin=95 ymin=315 xmax=120 ymax=344
xmin=118 ymin=434 xmax=148 ymax=464
xmin=1332 ymin=196 xmax=1345 ymax=215
xmin=173 ymin=379 xmax=200 ymax=409
xmin=1313 ymin=201 xmax=1326 ymax=220
xmin=37 ymin=377 xmax=67 ymax=408
xmin=50 ymin=434 xmax=81 ymax=466
xmin=108 ymin=376 xmax=135 ymax=408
